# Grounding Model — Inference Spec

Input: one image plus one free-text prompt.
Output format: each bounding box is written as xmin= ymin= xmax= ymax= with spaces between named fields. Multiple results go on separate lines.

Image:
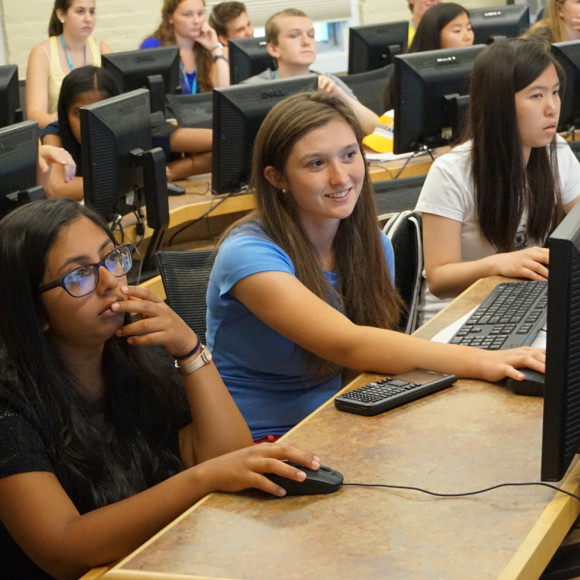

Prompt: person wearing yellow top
xmin=26 ymin=0 xmax=112 ymax=129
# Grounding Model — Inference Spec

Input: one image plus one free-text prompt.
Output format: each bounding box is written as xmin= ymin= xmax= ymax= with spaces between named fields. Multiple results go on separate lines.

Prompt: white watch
xmin=175 ymin=344 xmax=212 ymax=376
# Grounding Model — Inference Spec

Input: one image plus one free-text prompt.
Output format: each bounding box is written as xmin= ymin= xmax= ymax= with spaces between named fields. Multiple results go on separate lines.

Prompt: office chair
xmin=372 ymin=174 xmax=426 ymax=222
xmin=383 ymin=211 xmax=423 ymax=334
xmin=165 ymin=92 xmax=213 ymax=129
xmin=156 ymin=248 xmax=216 ymax=344
xmin=339 ymin=65 xmax=393 ymax=116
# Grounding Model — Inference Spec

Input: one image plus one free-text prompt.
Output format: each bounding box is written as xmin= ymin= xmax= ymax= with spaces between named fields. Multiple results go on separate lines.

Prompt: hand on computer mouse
xmin=264 ymin=460 xmax=343 ymax=496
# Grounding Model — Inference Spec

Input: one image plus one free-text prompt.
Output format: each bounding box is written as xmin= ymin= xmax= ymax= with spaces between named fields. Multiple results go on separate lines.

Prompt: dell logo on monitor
xmin=436 ymin=56 xmax=458 ymax=65
xmin=483 ymin=11 xmax=502 ymax=17
xmin=260 ymin=88 xmax=285 ymax=100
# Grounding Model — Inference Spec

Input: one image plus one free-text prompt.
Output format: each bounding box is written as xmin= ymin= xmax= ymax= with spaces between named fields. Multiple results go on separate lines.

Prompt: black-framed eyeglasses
xmin=38 ymin=244 xmax=133 ymax=298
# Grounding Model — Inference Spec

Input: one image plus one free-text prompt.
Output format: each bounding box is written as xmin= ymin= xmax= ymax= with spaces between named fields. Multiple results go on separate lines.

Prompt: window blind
xmin=204 ymin=0 xmax=351 ymax=28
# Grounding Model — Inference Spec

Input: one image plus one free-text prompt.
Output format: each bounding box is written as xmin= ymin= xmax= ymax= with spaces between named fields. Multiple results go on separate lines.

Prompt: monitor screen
xmin=212 ymin=75 xmax=319 ymax=195
xmin=0 ymin=120 xmax=44 ymax=218
xmin=551 ymin=40 xmax=580 ymax=133
xmin=348 ymin=21 xmax=408 ymax=75
xmin=81 ymin=88 xmax=169 ymax=273
xmin=542 ymin=199 xmax=580 ymax=481
xmin=228 ymin=36 xmax=273 ymax=85
xmin=0 ymin=65 xmax=22 ymax=128
xmin=393 ymin=44 xmax=486 ymax=154
xmin=102 ymin=46 xmax=180 ymax=113
xmin=469 ymin=5 xmax=530 ymax=45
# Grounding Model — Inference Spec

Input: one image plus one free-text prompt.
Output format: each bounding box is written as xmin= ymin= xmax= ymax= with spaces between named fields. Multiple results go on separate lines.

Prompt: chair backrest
xmin=383 ymin=211 xmax=423 ymax=334
xmin=372 ymin=174 xmax=426 ymax=221
xmin=156 ymin=248 xmax=216 ymax=344
xmin=165 ymin=92 xmax=213 ymax=128
xmin=339 ymin=65 xmax=394 ymax=116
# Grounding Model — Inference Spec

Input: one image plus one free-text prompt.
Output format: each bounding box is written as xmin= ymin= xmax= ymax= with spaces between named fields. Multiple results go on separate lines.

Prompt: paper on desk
xmin=431 ymin=307 xmax=547 ymax=349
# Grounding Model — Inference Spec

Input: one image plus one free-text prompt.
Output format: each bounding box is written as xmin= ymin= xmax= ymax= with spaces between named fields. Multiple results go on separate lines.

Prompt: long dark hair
xmin=384 ymin=2 xmax=471 ymax=110
xmin=147 ymin=0 xmax=213 ymax=93
xmin=0 ymin=199 xmax=185 ymax=513
xmin=232 ymin=92 xmax=402 ymax=378
xmin=48 ymin=0 xmax=72 ymax=37
xmin=467 ymin=38 xmax=565 ymax=251
xmin=57 ymin=65 xmax=121 ymax=169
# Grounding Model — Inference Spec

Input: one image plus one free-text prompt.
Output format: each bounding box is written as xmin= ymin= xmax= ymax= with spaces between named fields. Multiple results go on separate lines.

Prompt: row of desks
xmin=86 ymin=276 xmax=580 ymax=579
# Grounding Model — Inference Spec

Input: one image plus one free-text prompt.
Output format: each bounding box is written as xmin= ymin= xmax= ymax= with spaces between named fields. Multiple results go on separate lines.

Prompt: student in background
xmin=206 ymin=90 xmax=545 ymax=442
xmin=365 ymin=2 xmax=474 ymax=155
xmin=408 ymin=0 xmax=442 ymax=45
xmin=416 ymin=38 xmax=580 ymax=324
xmin=26 ymin=0 xmax=112 ymax=129
xmin=41 ymin=66 xmax=213 ymax=200
xmin=209 ymin=1 xmax=254 ymax=59
xmin=0 ymin=198 xmax=321 ymax=578
xmin=525 ymin=0 xmax=580 ymax=43
xmin=141 ymin=0 xmax=229 ymax=93
xmin=241 ymin=8 xmax=378 ymax=135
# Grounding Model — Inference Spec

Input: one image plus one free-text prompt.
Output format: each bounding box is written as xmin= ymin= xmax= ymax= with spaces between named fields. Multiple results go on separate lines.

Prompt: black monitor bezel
xmin=542 ymin=198 xmax=580 ymax=481
xmin=393 ymin=44 xmax=486 ymax=154
xmin=102 ymin=46 xmax=180 ymax=113
xmin=348 ymin=21 xmax=408 ymax=75
xmin=211 ymin=75 xmax=319 ymax=195
xmin=0 ymin=120 xmax=42 ymax=218
xmin=0 ymin=65 xmax=21 ymax=129
xmin=228 ymin=36 xmax=273 ymax=85
xmin=469 ymin=5 xmax=531 ymax=45
xmin=551 ymin=40 xmax=580 ymax=133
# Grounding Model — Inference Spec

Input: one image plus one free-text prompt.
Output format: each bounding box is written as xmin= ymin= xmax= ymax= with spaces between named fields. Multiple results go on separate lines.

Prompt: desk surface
xmin=102 ymin=276 xmax=580 ymax=580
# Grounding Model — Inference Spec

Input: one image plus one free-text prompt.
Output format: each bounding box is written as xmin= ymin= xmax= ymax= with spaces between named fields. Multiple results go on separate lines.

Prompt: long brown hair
xmin=228 ymin=92 xmax=402 ymax=377
xmin=466 ymin=38 xmax=564 ymax=251
xmin=147 ymin=0 xmax=212 ymax=92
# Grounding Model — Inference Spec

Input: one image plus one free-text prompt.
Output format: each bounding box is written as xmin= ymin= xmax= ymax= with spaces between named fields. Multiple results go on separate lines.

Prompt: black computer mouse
xmin=506 ymin=368 xmax=544 ymax=397
xmin=264 ymin=461 xmax=343 ymax=496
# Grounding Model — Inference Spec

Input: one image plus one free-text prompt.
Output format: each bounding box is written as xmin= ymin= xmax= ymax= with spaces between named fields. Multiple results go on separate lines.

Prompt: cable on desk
xmin=367 ymin=147 xmax=435 ymax=181
xmin=167 ymin=188 xmax=240 ymax=246
xmin=343 ymin=481 xmax=580 ymax=501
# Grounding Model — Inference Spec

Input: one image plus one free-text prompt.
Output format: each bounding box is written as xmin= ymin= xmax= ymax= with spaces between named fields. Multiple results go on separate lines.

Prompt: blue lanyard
xmin=60 ymin=34 xmax=86 ymax=71
xmin=179 ymin=63 xmax=198 ymax=94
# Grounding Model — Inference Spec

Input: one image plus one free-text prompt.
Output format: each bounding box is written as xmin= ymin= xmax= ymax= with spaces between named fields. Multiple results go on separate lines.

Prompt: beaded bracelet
xmin=174 ymin=337 xmax=201 ymax=361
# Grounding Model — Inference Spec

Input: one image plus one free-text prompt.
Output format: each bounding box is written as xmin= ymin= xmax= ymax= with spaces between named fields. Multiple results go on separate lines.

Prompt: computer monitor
xmin=541 ymin=199 xmax=580 ymax=481
xmin=0 ymin=65 xmax=22 ymax=128
xmin=165 ymin=92 xmax=213 ymax=129
xmin=551 ymin=40 xmax=580 ymax=133
xmin=0 ymin=120 xmax=45 ymax=218
xmin=102 ymin=46 xmax=180 ymax=114
xmin=393 ymin=44 xmax=486 ymax=155
xmin=212 ymin=75 xmax=319 ymax=195
xmin=228 ymin=36 xmax=273 ymax=85
xmin=80 ymin=88 xmax=169 ymax=274
xmin=469 ymin=5 xmax=530 ymax=45
xmin=348 ymin=21 xmax=408 ymax=75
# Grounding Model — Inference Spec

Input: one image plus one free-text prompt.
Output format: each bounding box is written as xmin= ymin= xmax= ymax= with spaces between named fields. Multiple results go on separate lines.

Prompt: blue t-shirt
xmin=206 ymin=221 xmax=396 ymax=440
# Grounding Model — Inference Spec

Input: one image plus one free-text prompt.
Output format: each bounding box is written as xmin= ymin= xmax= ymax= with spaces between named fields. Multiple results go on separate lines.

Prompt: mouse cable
xmin=342 ymin=481 xmax=580 ymax=501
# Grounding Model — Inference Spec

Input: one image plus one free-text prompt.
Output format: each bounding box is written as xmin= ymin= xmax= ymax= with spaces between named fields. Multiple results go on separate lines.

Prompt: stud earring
xmin=281 ymin=188 xmax=287 ymax=194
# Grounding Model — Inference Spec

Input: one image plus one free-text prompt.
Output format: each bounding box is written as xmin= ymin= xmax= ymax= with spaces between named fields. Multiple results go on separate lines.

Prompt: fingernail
xmin=121 ymin=286 xmax=129 ymax=293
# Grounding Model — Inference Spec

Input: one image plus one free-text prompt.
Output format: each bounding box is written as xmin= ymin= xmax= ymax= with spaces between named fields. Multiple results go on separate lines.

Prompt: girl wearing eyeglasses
xmin=0 ymin=198 xmax=320 ymax=579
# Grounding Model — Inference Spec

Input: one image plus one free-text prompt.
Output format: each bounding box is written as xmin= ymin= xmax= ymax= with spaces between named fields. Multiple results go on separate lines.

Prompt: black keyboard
xmin=334 ymin=369 xmax=457 ymax=416
xmin=449 ymin=281 xmax=547 ymax=350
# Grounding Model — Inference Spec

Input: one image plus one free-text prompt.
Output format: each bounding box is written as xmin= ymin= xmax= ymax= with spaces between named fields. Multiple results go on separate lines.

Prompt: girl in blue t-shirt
xmin=206 ymin=91 xmax=546 ymax=441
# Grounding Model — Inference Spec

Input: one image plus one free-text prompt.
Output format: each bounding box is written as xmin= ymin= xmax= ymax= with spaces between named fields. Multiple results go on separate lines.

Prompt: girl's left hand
xmin=194 ymin=22 xmax=220 ymax=51
xmin=112 ymin=285 xmax=199 ymax=359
